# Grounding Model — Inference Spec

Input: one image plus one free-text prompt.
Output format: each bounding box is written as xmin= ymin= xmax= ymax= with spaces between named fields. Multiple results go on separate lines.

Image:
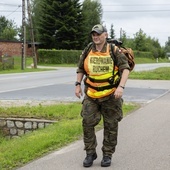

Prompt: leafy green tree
xmin=0 ymin=16 xmax=8 ymax=33
xmin=1 ymin=27 xmax=17 ymax=40
xmin=118 ymin=29 xmax=135 ymax=49
xmin=164 ymin=38 xmax=170 ymax=53
xmin=81 ymin=0 xmax=103 ymax=45
xmin=133 ymin=29 xmax=164 ymax=58
xmin=0 ymin=16 xmax=18 ymax=40
xmin=133 ymin=29 xmax=148 ymax=51
xmin=148 ymin=37 xmax=161 ymax=58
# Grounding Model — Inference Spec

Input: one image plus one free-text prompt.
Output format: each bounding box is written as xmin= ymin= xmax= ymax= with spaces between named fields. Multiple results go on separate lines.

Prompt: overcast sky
xmin=102 ymin=0 xmax=170 ymax=46
xmin=0 ymin=0 xmax=170 ymax=46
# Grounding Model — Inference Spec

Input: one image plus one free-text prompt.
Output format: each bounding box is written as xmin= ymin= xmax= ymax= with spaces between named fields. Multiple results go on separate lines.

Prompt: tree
xmin=119 ymin=29 xmax=135 ymax=49
xmin=164 ymin=38 xmax=170 ymax=53
xmin=148 ymin=37 xmax=165 ymax=58
xmin=81 ymin=0 xmax=103 ymax=45
xmin=33 ymin=0 xmax=84 ymax=50
xmin=31 ymin=0 xmax=43 ymax=42
xmin=133 ymin=29 xmax=164 ymax=58
xmin=0 ymin=16 xmax=18 ymax=40
xmin=120 ymin=30 xmax=127 ymax=44
xmin=133 ymin=29 xmax=148 ymax=51
xmin=110 ymin=24 xmax=115 ymax=39
xmin=32 ymin=0 xmax=103 ymax=49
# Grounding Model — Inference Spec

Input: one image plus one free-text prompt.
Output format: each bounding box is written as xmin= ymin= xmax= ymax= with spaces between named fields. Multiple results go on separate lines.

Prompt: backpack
xmin=108 ymin=39 xmax=135 ymax=71
xmin=82 ymin=39 xmax=135 ymax=72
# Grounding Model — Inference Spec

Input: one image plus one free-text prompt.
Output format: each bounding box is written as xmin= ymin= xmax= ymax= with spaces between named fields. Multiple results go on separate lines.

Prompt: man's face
xmin=91 ymin=32 xmax=107 ymax=45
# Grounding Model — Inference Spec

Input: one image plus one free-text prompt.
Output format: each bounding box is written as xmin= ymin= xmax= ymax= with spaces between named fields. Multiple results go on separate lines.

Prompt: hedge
xmin=37 ymin=49 xmax=152 ymax=64
xmin=38 ymin=49 xmax=81 ymax=64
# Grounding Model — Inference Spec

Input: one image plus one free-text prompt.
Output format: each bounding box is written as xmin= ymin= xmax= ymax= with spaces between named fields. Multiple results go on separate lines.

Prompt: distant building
xmin=166 ymin=52 xmax=170 ymax=60
xmin=0 ymin=40 xmax=39 ymax=57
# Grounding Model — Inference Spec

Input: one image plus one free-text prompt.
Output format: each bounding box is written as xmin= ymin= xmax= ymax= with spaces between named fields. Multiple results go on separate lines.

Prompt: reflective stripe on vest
xmin=84 ymin=44 xmax=119 ymax=98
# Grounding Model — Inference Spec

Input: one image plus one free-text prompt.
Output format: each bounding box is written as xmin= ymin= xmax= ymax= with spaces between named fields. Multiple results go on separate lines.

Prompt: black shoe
xmin=83 ymin=153 xmax=97 ymax=167
xmin=101 ymin=156 xmax=111 ymax=167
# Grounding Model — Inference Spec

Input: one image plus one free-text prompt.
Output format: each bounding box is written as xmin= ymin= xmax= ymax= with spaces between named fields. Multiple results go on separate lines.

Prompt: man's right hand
xmin=75 ymin=86 xmax=83 ymax=98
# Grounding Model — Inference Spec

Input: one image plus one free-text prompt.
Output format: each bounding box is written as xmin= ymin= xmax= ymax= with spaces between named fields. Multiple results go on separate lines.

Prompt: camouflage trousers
xmin=81 ymin=94 xmax=123 ymax=157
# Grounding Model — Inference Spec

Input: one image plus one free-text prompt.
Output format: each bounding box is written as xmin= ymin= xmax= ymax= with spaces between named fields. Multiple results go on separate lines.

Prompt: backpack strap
xmin=83 ymin=42 xmax=93 ymax=59
xmin=109 ymin=43 xmax=117 ymax=65
xmin=109 ymin=43 xmax=121 ymax=84
xmin=77 ymin=42 xmax=93 ymax=73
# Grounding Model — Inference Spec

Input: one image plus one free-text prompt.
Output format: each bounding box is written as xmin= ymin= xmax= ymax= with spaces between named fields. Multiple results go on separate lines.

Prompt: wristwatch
xmin=119 ymin=85 xmax=125 ymax=89
xmin=75 ymin=81 xmax=81 ymax=86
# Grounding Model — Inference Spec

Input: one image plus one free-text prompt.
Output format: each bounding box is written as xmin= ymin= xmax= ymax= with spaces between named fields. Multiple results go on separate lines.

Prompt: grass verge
xmin=134 ymin=57 xmax=170 ymax=64
xmin=0 ymin=56 xmax=56 ymax=74
xmin=129 ymin=67 xmax=170 ymax=80
xmin=0 ymin=102 xmax=139 ymax=170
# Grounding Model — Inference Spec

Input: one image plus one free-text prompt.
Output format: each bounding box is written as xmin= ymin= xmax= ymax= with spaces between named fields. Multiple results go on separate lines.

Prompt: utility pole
xmin=27 ymin=0 xmax=37 ymax=68
xmin=120 ymin=28 xmax=122 ymax=41
xmin=21 ymin=0 xmax=26 ymax=70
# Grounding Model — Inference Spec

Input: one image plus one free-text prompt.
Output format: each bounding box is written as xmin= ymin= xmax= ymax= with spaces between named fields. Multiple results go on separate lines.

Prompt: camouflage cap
xmin=90 ymin=24 xmax=107 ymax=34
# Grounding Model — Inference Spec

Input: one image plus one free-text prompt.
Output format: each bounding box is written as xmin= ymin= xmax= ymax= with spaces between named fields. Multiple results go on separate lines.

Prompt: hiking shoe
xmin=83 ymin=152 xmax=97 ymax=167
xmin=101 ymin=156 xmax=111 ymax=167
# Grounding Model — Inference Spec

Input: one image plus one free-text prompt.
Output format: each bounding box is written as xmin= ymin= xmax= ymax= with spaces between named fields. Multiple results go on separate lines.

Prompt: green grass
xmin=0 ymin=102 xmax=139 ymax=170
xmin=134 ymin=57 xmax=170 ymax=64
xmin=0 ymin=103 xmax=81 ymax=120
xmin=0 ymin=119 xmax=82 ymax=170
xmin=0 ymin=56 xmax=56 ymax=74
xmin=129 ymin=67 xmax=170 ymax=80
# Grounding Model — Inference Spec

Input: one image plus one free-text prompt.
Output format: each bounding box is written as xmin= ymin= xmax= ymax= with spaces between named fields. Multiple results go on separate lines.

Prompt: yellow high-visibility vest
xmin=84 ymin=44 xmax=120 ymax=98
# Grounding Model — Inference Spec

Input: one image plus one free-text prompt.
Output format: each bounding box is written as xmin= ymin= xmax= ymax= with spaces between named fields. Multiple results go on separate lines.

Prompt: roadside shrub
xmin=37 ymin=49 xmax=153 ymax=64
xmin=38 ymin=49 xmax=81 ymax=64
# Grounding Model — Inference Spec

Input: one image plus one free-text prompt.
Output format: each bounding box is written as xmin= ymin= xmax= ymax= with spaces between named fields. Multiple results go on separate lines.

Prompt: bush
xmin=134 ymin=51 xmax=152 ymax=58
xmin=0 ymin=56 xmax=14 ymax=70
xmin=37 ymin=49 xmax=153 ymax=65
xmin=38 ymin=49 xmax=81 ymax=64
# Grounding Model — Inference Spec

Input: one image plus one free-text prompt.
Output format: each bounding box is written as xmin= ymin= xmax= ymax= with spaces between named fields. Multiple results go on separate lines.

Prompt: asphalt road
xmin=0 ymin=63 xmax=170 ymax=104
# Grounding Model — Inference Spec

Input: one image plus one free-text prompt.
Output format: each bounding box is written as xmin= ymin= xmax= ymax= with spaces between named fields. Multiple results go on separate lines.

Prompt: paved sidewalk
xmin=17 ymin=80 xmax=170 ymax=170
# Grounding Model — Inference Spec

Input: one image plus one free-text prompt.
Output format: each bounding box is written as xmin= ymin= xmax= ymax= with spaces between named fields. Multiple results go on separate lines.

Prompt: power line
xmin=103 ymin=4 xmax=170 ymax=7
xmin=104 ymin=10 xmax=170 ymax=12
xmin=0 ymin=10 xmax=21 ymax=12
xmin=0 ymin=2 xmax=20 ymax=7
xmin=5 ymin=6 xmax=22 ymax=17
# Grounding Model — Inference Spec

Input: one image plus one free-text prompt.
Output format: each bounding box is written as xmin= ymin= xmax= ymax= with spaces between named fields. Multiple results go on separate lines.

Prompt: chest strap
xmin=84 ymin=81 xmax=117 ymax=91
xmin=87 ymin=76 xmax=111 ymax=83
xmin=87 ymin=75 xmax=120 ymax=86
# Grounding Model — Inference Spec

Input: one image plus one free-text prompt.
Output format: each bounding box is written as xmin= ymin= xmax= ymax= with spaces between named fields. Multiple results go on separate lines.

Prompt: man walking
xmin=75 ymin=24 xmax=130 ymax=167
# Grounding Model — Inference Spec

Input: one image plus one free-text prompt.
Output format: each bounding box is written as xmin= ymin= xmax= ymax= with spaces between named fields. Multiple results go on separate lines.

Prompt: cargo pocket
xmin=116 ymin=98 xmax=123 ymax=121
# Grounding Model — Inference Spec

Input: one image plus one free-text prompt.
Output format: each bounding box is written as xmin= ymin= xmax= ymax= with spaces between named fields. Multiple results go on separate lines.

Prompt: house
xmin=0 ymin=40 xmax=38 ymax=57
